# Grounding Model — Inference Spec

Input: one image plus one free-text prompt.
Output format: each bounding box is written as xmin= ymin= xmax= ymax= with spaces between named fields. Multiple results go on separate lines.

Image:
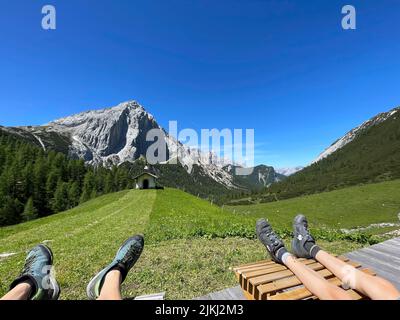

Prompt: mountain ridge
xmin=258 ymin=105 xmax=400 ymax=202
xmin=312 ymin=106 xmax=400 ymax=163
xmin=0 ymin=100 xmax=283 ymax=194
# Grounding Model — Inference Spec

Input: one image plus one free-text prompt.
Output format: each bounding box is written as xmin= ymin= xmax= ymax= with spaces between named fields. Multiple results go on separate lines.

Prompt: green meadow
xmin=1 ymin=180 xmax=399 ymax=299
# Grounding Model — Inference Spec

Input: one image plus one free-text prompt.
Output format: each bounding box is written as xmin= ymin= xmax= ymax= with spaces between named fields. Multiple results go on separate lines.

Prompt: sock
xmin=281 ymin=252 xmax=293 ymax=265
xmin=111 ymin=263 xmax=127 ymax=282
xmin=304 ymin=243 xmax=320 ymax=259
xmin=10 ymin=275 xmax=37 ymax=299
xmin=276 ymin=247 xmax=289 ymax=263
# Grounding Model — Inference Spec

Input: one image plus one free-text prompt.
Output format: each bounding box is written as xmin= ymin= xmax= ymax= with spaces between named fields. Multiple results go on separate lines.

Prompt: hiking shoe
xmin=291 ymin=214 xmax=320 ymax=259
xmin=256 ymin=219 xmax=288 ymax=264
xmin=86 ymin=235 xmax=144 ymax=300
xmin=9 ymin=244 xmax=60 ymax=300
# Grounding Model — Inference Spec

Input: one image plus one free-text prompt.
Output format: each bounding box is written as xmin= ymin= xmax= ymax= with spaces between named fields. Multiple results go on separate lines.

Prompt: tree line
xmin=0 ymin=131 xmax=133 ymax=226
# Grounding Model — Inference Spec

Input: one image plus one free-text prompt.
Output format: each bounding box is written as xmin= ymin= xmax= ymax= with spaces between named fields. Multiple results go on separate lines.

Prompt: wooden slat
xmin=232 ymin=260 xmax=276 ymax=272
xmin=241 ymin=265 xmax=287 ymax=290
xmin=234 ymin=262 xmax=279 ymax=281
xmin=237 ymin=262 xmax=284 ymax=275
xmin=233 ymin=258 xmax=311 ymax=273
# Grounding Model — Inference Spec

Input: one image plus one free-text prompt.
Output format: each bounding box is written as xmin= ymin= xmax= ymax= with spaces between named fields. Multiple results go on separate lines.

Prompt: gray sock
xmin=307 ymin=244 xmax=320 ymax=259
xmin=281 ymin=252 xmax=293 ymax=265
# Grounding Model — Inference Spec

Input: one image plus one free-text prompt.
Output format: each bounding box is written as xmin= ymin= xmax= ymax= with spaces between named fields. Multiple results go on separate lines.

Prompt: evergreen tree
xmin=68 ymin=181 xmax=81 ymax=208
xmin=52 ymin=181 xmax=70 ymax=213
xmin=22 ymin=197 xmax=38 ymax=221
xmin=80 ymin=171 xmax=95 ymax=203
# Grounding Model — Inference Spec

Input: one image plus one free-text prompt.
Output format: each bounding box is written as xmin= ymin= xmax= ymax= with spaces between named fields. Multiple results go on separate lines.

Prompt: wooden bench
xmin=232 ymin=256 xmax=376 ymax=300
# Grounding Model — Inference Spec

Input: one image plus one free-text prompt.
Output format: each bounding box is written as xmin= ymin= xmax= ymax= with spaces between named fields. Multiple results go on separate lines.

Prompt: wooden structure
xmin=232 ymin=256 xmax=375 ymax=300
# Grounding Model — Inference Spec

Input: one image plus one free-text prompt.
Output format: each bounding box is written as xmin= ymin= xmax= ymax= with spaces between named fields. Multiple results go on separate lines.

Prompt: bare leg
xmin=284 ymin=255 xmax=352 ymax=300
xmin=315 ymin=250 xmax=400 ymax=300
xmin=0 ymin=282 xmax=32 ymax=300
xmin=97 ymin=270 xmax=123 ymax=300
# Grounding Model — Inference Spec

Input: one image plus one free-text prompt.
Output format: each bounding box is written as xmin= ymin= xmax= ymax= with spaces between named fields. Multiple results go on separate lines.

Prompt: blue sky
xmin=0 ymin=0 xmax=399 ymax=168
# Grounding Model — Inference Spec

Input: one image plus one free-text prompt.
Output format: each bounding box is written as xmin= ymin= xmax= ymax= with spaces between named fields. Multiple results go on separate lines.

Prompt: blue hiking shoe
xmin=9 ymin=244 xmax=60 ymax=300
xmin=86 ymin=235 xmax=144 ymax=299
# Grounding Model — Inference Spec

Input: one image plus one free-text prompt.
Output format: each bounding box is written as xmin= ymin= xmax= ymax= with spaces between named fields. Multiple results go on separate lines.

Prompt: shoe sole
xmin=86 ymin=265 xmax=111 ymax=300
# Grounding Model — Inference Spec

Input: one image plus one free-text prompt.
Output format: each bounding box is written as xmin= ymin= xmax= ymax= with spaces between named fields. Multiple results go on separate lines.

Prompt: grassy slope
xmin=229 ymin=179 xmax=400 ymax=230
xmin=1 ymin=181 xmax=399 ymax=299
xmin=0 ymin=190 xmax=155 ymax=299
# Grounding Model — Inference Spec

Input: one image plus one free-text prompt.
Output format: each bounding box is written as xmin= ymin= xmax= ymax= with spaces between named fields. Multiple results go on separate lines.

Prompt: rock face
xmin=312 ymin=107 xmax=400 ymax=163
xmin=46 ymin=101 xmax=161 ymax=166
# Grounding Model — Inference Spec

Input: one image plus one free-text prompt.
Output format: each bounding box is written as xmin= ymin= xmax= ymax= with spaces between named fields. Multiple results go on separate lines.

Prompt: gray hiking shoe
xmin=291 ymin=214 xmax=320 ymax=259
xmin=256 ymin=218 xmax=288 ymax=264
xmin=10 ymin=244 xmax=60 ymax=300
xmin=86 ymin=235 xmax=144 ymax=300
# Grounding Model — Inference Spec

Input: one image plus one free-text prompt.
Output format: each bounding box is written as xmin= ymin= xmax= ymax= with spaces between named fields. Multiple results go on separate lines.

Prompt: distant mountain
xmin=276 ymin=166 xmax=304 ymax=176
xmin=259 ymin=106 xmax=400 ymax=201
xmin=0 ymin=100 xmax=284 ymax=197
xmin=224 ymin=164 xmax=285 ymax=190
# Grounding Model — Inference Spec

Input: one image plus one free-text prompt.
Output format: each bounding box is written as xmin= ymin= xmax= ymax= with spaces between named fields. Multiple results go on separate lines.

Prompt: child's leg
xmin=315 ymin=250 xmax=400 ymax=300
xmin=97 ymin=270 xmax=123 ymax=300
xmin=291 ymin=214 xmax=400 ymax=300
xmin=284 ymin=254 xmax=352 ymax=300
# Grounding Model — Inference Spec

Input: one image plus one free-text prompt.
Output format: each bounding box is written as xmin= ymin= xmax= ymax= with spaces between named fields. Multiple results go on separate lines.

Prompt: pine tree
xmin=68 ymin=181 xmax=80 ymax=208
xmin=33 ymin=159 xmax=49 ymax=216
xmin=80 ymin=171 xmax=95 ymax=203
xmin=22 ymin=197 xmax=38 ymax=221
xmin=52 ymin=181 xmax=69 ymax=213
xmin=0 ymin=196 xmax=23 ymax=225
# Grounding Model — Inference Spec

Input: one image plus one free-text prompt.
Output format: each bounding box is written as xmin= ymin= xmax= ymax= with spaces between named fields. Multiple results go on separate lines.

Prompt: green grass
xmin=1 ymin=181 xmax=399 ymax=299
xmin=229 ymin=179 xmax=400 ymax=230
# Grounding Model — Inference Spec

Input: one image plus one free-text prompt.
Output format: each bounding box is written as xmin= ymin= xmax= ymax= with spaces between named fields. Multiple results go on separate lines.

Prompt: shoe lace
xmin=22 ymin=254 xmax=36 ymax=275
xmin=118 ymin=243 xmax=140 ymax=265
xmin=299 ymin=222 xmax=315 ymax=243
xmin=265 ymin=229 xmax=282 ymax=248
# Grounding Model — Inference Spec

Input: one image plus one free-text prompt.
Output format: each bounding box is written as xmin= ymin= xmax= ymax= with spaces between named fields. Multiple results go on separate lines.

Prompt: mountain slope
xmin=262 ymin=106 xmax=400 ymax=201
xmin=312 ymin=107 xmax=399 ymax=163
xmin=0 ymin=101 xmax=264 ymax=193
